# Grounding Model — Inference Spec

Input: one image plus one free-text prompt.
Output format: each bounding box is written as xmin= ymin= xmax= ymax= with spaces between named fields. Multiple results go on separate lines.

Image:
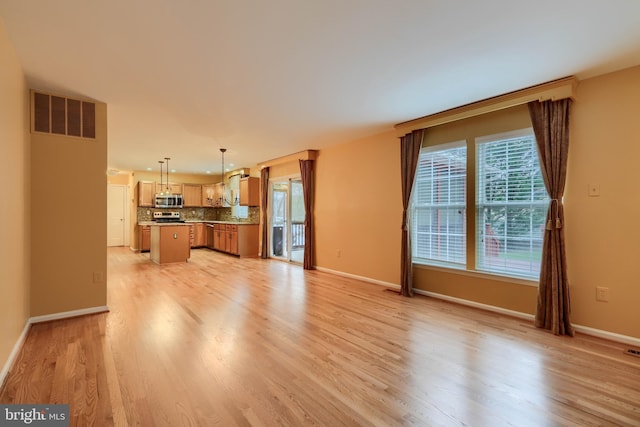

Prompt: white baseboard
xmin=314 ymin=266 xmax=400 ymax=289
xmin=29 ymin=305 xmax=109 ymax=324
xmin=417 ymin=290 xmax=640 ymax=347
xmin=571 ymin=324 xmax=640 ymax=347
xmin=315 ymin=266 xmax=640 ymax=347
xmin=0 ymin=321 xmax=30 ymax=390
xmin=414 ymin=289 xmax=535 ymax=321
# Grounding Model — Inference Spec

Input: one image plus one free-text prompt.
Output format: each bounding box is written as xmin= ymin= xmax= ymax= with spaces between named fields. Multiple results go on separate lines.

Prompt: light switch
xmin=588 ymin=184 xmax=600 ymax=197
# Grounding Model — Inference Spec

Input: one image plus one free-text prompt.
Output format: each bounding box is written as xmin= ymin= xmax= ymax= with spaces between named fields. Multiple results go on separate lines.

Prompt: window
xmin=229 ymin=175 xmax=249 ymax=218
xmin=411 ymin=127 xmax=548 ymax=280
xmin=412 ymin=142 xmax=467 ymax=266
xmin=476 ymin=131 xmax=548 ymax=278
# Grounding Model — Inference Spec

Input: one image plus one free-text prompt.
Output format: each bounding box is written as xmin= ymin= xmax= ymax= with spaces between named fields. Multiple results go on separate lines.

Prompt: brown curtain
xmin=528 ymin=99 xmax=574 ymax=336
xmin=400 ymin=129 xmax=425 ymax=297
xmin=260 ymin=167 xmax=270 ymax=259
xmin=299 ymin=159 xmax=315 ymax=269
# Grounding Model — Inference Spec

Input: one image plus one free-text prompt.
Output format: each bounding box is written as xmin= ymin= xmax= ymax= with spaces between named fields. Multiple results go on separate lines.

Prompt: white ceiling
xmin=1 ymin=1 xmax=640 ymax=175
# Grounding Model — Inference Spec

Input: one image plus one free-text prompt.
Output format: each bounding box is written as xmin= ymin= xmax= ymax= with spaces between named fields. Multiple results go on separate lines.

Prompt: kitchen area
xmin=134 ymin=174 xmax=261 ymax=264
xmin=106 ymin=150 xmax=315 ymax=265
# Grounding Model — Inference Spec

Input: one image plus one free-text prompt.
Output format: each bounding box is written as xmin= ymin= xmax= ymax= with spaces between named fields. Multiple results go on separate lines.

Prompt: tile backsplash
xmin=137 ymin=207 xmax=259 ymax=223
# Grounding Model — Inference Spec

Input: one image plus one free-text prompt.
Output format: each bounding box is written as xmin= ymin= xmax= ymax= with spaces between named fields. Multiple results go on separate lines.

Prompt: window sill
xmin=413 ymin=262 xmax=539 ymax=288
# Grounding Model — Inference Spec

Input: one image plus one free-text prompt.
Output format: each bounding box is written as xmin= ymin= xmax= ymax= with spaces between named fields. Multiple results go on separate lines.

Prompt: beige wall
xmin=315 ymin=130 xmax=402 ymax=284
xmin=131 ymin=170 xmax=221 ymax=185
xmin=565 ymin=66 xmax=640 ymax=337
xmin=30 ymin=101 xmax=108 ymax=316
xmin=107 ymin=173 xmax=129 ymax=185
xmin=314 ymin=66 xmax=640 ymax=339
xmin=0 ymin=19 xmax=30 ymax=375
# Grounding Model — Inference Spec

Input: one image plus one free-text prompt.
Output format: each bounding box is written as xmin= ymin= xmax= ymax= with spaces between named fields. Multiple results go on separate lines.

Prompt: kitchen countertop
xmin=139 ymin=222 xmax=190 ymax=226
xmin=138 ymin=220 xmax=259 ymax=226
xmin=195 ymin=220 xmax=259 ymax=225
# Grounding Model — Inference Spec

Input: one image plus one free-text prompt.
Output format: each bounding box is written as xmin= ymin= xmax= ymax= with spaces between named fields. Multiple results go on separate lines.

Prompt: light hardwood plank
xmin=1 ymin=247 xmax=639 ymax=426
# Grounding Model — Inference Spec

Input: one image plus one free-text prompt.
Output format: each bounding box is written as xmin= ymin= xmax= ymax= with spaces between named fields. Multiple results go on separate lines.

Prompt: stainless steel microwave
xmin=154 ymin=194 xmax=183 ymax=208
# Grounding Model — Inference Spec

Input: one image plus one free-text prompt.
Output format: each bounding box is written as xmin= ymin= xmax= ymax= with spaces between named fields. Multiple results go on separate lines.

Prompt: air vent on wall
xmin=32 ymin=91 xmax=96 ymax=139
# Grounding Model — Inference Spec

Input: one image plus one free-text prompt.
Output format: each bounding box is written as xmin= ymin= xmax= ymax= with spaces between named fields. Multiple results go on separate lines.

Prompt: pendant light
xmin=219 ymin=148 xmax=238 ymax=206
xmin=164 ymin=157 xmax=171 ymax=194
xmin=158 ymin=160 xmax=165 ymax=195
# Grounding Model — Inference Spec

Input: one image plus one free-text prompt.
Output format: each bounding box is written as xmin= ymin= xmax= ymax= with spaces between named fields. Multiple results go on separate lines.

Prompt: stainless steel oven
xmin=152 ymin=211 xmax=185 ymax=222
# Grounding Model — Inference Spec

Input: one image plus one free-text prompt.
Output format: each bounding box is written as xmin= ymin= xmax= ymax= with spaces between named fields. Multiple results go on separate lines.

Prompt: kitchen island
xmin=149 ymin=223 xmax=191 ymax=264
xmin=183 ymin=220 xmax=259 ymax=257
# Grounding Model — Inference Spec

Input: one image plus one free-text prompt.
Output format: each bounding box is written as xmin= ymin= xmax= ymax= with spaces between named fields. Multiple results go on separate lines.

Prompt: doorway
xmin=107 ymin=184 xmax=127 ymax=247
xmin=270 ymin=178 xmax=304 ymax=263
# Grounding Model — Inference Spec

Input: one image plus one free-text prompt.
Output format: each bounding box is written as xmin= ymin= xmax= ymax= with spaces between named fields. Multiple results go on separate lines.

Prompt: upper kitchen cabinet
xmin=240 ymin=177 xmax=260 ymax=206
xmin=155 ymin=182 xmax=183 ymax=195
xmin=183 ymin=184 xmax=203 ymax=207
xmin=137 ymin=181 xmax=155 ymax=207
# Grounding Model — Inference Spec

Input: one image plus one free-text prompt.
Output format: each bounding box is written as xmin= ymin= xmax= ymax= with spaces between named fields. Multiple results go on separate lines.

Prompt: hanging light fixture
xmin=219 ymin=148 xmax=238 ymax=206
xmin=164 ymin=157 xmax=171 ymax=194
xmin=158 ymin=160 xmax=165 ymax=195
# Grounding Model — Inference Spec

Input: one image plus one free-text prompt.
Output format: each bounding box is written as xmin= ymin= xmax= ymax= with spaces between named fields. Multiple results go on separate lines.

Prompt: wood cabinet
xmin=211 ymin=223 xmax=258 ymax=257
xmin=183 ymin=184 xmax=203 ymax=207
xmin=213 ymin=223 xmax=227 ymax=251
xmin=172 ymin=183 xmax=184 ymax=194
xmin=155 ymin=182 xmax=183 ymax=195
xmin=236 ymin=224 xmax=259 ymax=257
xmin=188 ymin=223 xmax=207 ymax=248
xmin=190 ymin=223 xmax=205 ymax=247
xmin=137 ymin=225 xmax=151 ymax=252
xmin=150 ymin=225 xmax=190 ymax=264
xmin=226 ymin=225 xmax=238 ymax=254
xmin=137 ymin=181 xmax=155 ymax=207
xmin=240 ymin=177 xmax=260 ymax=206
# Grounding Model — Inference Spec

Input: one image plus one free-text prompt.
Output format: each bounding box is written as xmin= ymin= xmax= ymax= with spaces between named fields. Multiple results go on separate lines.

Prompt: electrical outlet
xmin=336 ymin=249 xmax=341 ymax=258
xmin=93 ymin=272 xmax=104 ymax=283
xmin=596 ymin=286 xmax=610 ymax=302
xmin=588 ymin=184 xmax=600 ymax=197
xmin=625 ymin=348 xmax=640 ymax=358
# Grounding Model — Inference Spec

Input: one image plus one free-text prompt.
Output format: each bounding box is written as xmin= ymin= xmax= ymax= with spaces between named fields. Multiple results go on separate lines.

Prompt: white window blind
xmin=412 ymin=142 xmax=467 ymax=266
xmin=476 ymin=130 xmax=549 ymax=278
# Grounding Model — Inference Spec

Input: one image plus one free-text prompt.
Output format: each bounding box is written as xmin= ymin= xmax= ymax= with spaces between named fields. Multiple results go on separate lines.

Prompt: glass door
xmin=270 ymin=178 xmax=305 ymax=263
xmin=271 ymin=183 xmax=288 ymax=260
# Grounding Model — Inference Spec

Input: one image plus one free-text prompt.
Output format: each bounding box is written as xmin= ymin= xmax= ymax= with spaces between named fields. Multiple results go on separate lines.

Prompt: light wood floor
xmin=1 ymin=247 xmax=639 ymax=426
